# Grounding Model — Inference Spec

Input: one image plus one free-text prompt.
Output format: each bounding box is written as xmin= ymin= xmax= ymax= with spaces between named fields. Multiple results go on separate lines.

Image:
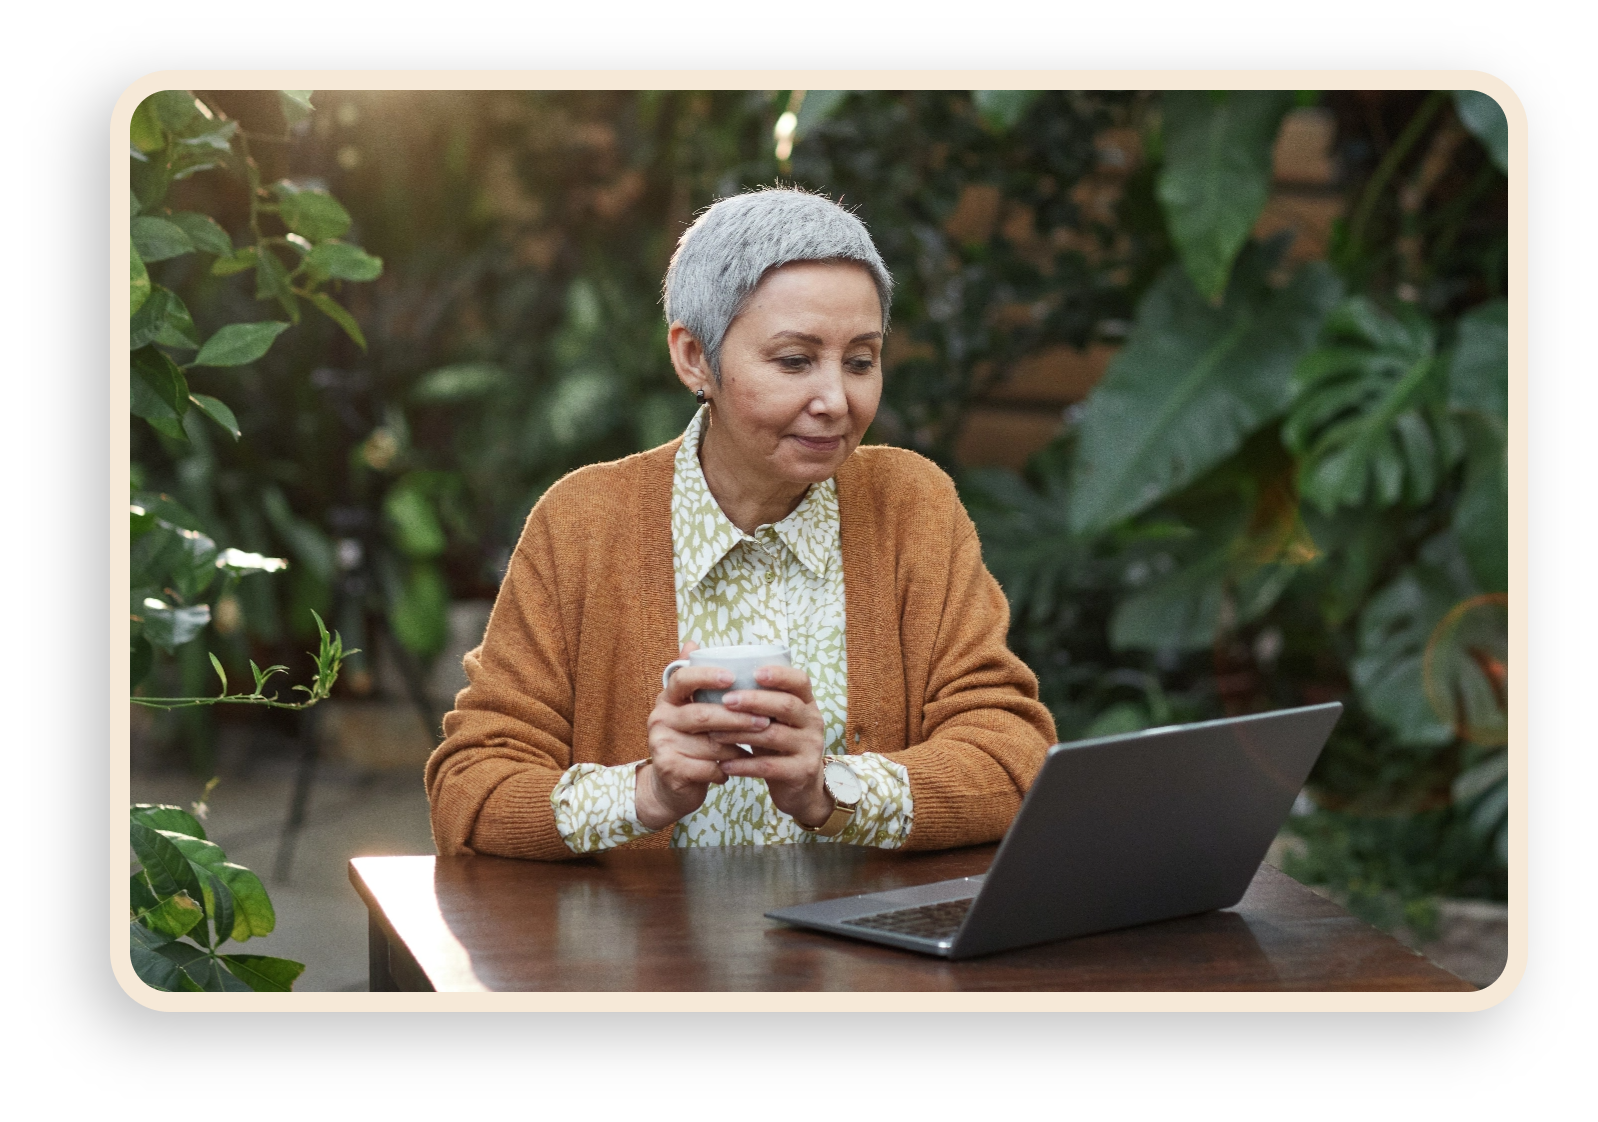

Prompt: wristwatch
xmin=797 ymin=758 xmax=862 ymax=837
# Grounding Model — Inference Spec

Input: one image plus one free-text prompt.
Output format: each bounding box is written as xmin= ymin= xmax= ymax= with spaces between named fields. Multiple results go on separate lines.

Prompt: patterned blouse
xmin=548 ymin=405 xmax=915 ymax=851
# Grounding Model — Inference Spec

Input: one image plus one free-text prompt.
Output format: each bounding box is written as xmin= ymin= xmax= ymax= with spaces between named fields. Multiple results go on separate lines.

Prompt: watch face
xmin=824 ymin=759 xmax=862 ymax=805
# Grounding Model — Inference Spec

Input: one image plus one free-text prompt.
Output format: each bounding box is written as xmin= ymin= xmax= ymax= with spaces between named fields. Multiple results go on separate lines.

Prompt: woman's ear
xmin=667 ymin=322 xmax=712 ymax=394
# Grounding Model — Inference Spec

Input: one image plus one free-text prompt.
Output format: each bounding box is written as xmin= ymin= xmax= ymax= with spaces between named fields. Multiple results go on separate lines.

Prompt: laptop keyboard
xmin=841 ymin=897 xmax=974 ymax=941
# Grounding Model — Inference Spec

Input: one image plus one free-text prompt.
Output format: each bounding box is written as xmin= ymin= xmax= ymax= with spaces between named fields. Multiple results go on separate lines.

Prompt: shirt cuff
xmin=549 ymin=761 xmax=655 ymax=854
xmin=835 ymin=752 xmax=914 ymax=849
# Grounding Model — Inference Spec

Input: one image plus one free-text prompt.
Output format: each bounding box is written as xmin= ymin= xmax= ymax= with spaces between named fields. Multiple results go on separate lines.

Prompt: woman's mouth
xmin=790 ymin=434 xmax=843 ymax=452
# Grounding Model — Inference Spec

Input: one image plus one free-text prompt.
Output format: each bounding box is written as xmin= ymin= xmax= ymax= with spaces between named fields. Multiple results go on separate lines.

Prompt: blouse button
xmin=765 ymin=569 xmax=776 ymax=583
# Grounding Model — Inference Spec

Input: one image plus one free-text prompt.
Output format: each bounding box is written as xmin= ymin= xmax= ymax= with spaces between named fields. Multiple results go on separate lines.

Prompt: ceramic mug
xmin=661 ymin=643 xmax=792 ymax=705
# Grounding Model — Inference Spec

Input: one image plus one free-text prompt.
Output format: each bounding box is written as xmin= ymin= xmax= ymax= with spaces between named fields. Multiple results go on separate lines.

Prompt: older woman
xmin=426 ymin=187 xmax=1055 ymax=859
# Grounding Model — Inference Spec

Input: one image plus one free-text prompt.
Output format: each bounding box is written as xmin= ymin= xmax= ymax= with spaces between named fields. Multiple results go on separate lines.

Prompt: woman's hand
xmin=712 ymin=665 xmax=833 ymax=829
xmin=638 ymin=642 xmax=773 ymax=831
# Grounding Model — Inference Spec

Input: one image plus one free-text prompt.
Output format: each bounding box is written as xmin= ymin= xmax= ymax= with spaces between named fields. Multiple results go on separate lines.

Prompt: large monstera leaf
xmin=1156 ymin=90 xmax=1296 ymax=301
xmin=1067 ymin=243 xmax=1341 ymax=537
xmin=1284 ymin=297 xmax=1461 ymax=516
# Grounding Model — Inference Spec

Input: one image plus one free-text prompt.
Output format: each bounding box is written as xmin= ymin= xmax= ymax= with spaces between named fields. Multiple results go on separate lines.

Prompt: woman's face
xmin=678 ymin=259 xmax=883 ymax=488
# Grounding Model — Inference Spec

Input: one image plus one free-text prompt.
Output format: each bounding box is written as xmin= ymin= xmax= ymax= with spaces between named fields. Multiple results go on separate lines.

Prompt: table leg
xmin=368 ymin=912 xmax=397 ymax=992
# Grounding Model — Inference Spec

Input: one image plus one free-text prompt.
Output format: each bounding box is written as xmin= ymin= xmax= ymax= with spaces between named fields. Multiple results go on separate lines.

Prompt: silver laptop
xmin=765 ymin=702 xmax=1342 ymax=959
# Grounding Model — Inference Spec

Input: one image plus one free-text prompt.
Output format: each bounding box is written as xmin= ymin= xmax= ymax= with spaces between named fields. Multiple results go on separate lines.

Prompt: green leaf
xmin=131 ymin=216 xmax=195 ymax=263
xmin=211 ymin=245 xmax=258 ymax=276
xmin=255 ymin=248 xmax=300 ymax=322
xmin=261 ymin=485 xmax=337 ymax=584
xmin=1448 ymin=299 xmax=1508 ymax=422
xmin=192 ymin=321 xmax=290 ymax=367
xmin=130 ymin=97 xmax=165 ymax=153
xmin=1453 ymin=416 xmax=1507 ymax=592
xmin=215 ymin=863 xmax=275 ymax=939
xmin=132 ymin=490 xmax=204 ymax=531
xmin=130 ymin=821 xmax=203 ymax=900
xmin=138 ymin=598 xmax=211 ymax=651
xmin=129 ymin=287 xmax=198 ymax=350
xmin=220 ymin=953 xmax=304 ymax=991
xmin=1453 ymin=752 xmax=1507 ymax=805
xmin=135 ymin=889 xmax=206 ymax=940
xmin=130 ymin=803 xmax=207 ymax=840
xmin=384 ymin=486 xmax=447 ymax=558
xmin=131 ymin=243 xmax=151 ymax=316
xmin=1067 ymin=249 xmax=1342 ymax=535
xmin=972 ymin=90 xmax=1041 ymax=133
xmin=411 ymin=362 xmax=506 ymax=403
xmin=279 ymin=90 xmax=315 ymax=127
xmin=188 ymin=393 xmax=241 ymax=439
xmin=149 ymin=90 xmax=199 ymax=132
xmin=208 ymin=651 xmax=228 ymax=694
xmin=175 ymin=120 xmax=238 ymax=157
xmin=166 ymin=211 xmax=233 ymax=256
xmin=156 ymin=941 xmax=252 ymax=991
xmin=390 ymin=561 xmax=450 ymax=656
xmin=1284 ymin=297 xmax=1454 ymax=515
xmin=309 ymin=291 xmax=367 ymax=350
xmin=1156 ymin=90 xmax=1296 ymax=300
xmin=130 ymin=346 xmax=191 ymax=440
xmin=1453 ymin=90 xmax=1508 ymax=174
xmin=1351 ymin=562 xmax=1462 ymax=747
xmin=204 ymin=870 xmax=236 ymax=948
xmin=132 ymin=521 xmax=218 ymax=601
xmin=272 ymin=181 xmax=352 ymax=241
xmin=1081 ymin=702 xmax=1152 ymax=740
xmin=130 ymin=922 xmax=188 ymax=991
xmin=305 ymin=240 xmax=383 ymax=282
xmin=793 ymin=89 xmax=849 ymax=139
xmin=1111 ymin=548 xmax=1229 ymax=652
xmin=131 ymin=633 xmax=153 ymax=689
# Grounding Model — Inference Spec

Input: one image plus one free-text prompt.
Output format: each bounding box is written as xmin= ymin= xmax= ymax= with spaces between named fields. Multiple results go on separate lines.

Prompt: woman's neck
xmin=697 ymin=414 xmax=810 ymax=534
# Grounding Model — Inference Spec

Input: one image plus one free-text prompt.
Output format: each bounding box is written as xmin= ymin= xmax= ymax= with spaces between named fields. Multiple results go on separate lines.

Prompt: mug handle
xmin=661 ymin=659 xmax=691 ymax=692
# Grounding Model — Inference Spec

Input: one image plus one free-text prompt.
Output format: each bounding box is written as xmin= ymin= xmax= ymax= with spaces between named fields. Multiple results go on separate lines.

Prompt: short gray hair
xmin=662 ymin=186 xmax=894 ymax=380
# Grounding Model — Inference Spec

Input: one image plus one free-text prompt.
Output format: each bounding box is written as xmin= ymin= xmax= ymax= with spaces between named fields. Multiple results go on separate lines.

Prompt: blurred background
xmin=128 ymin=88 xmax=1509 ymax=989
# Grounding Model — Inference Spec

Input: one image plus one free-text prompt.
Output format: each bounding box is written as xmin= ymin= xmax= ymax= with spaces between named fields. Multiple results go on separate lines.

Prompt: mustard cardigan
xmin=424 ymin=438 xmax=1057 ymax=860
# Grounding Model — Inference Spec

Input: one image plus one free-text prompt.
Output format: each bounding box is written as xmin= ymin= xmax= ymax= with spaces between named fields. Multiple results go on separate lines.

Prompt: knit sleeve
xmin=895 ymin=514 xmax=1056 ymax=852
xmin=424 ymin=511 xmax=601 ymax=860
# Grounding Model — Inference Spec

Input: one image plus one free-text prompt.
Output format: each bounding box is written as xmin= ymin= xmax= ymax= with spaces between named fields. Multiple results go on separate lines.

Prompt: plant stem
xmin=1344 ymin=91 xmax=1448 ymax=265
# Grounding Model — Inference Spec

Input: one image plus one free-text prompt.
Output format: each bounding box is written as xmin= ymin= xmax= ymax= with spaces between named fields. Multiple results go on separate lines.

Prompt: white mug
xmin=662 ymin=643 xmax=792 ymax=705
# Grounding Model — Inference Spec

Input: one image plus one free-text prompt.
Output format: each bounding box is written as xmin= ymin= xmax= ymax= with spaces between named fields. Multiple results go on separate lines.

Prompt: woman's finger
xmin=710 ymin=723 xmax=807 ymax=755
xmin=721 ymin=689 xmax=811 ymax=726
xmin=751 ymin=664 xmax=815 ymax=705
xmin=665 ymin=734 xmax=753 ymax=762
xmin=654 ymin=752 xmax=732 ymax=787
xmin=718 ymin=753 xmax=812 ymax=782
xmin=662 ymin=666 xmax=734 ymax=706
xmin=663 ymin=701 xmax=771 ymax=734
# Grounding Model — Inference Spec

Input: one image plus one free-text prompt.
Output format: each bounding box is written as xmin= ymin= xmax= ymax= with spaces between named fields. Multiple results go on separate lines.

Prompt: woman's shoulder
xmin=840 ymin=442 xmax=962 ymax=508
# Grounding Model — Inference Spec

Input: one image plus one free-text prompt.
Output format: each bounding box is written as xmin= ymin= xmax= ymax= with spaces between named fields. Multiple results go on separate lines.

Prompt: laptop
xmin=765 ymin=702 xmax=1342 ymax=960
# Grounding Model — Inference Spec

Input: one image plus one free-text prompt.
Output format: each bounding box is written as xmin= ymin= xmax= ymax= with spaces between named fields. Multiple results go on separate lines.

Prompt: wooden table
xmin=349 ymin=844 xmax=1474 ymax=992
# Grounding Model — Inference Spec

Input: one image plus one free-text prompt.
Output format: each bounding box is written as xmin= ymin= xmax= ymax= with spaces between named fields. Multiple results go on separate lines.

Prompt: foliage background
xmin=130 ymin=88 xmax=1508 ymax=930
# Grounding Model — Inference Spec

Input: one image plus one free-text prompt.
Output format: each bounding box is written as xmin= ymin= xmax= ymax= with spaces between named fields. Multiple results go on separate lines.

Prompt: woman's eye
xmin=847 ymin=355 xmax=877 ymax=373
xmin=777 ymin=355 xmax=810 ymax=370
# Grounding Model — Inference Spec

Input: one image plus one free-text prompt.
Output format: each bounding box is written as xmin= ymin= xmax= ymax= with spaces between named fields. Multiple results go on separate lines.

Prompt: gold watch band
xmin=798 ymin=761 xmax=859 ymax=837
xmin=799 ymin=801 xmax=855 ymax=837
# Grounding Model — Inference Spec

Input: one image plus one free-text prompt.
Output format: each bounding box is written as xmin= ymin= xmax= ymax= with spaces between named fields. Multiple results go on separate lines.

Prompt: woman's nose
xmin=809 ymin=365 xmax=848 ymax=413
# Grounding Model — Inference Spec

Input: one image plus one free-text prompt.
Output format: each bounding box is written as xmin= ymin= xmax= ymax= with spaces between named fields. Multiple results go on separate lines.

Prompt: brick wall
xmin=953 ymin=107 xmax=1343 ymax=470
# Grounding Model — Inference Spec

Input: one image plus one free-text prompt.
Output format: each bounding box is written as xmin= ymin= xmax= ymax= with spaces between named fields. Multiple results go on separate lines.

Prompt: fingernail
xmin=752 ymin=717 xmax=769 ymax=729
xmin=718 ymin=672 xmax=735 ymax=685
xmin=724 ymin=694 xmax=741 ymax=708
xmin=754 ymin=667 xmax=770 ymax=682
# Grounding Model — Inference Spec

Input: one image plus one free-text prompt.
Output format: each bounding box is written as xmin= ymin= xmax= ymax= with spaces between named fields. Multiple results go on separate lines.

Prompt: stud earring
xmin=694 ymin=388 xmax=707 ymax=405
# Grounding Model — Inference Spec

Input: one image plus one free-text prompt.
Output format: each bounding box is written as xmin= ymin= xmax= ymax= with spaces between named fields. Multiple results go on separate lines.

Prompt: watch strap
xmin=798 ymin=760 xmax=859 ymax=837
